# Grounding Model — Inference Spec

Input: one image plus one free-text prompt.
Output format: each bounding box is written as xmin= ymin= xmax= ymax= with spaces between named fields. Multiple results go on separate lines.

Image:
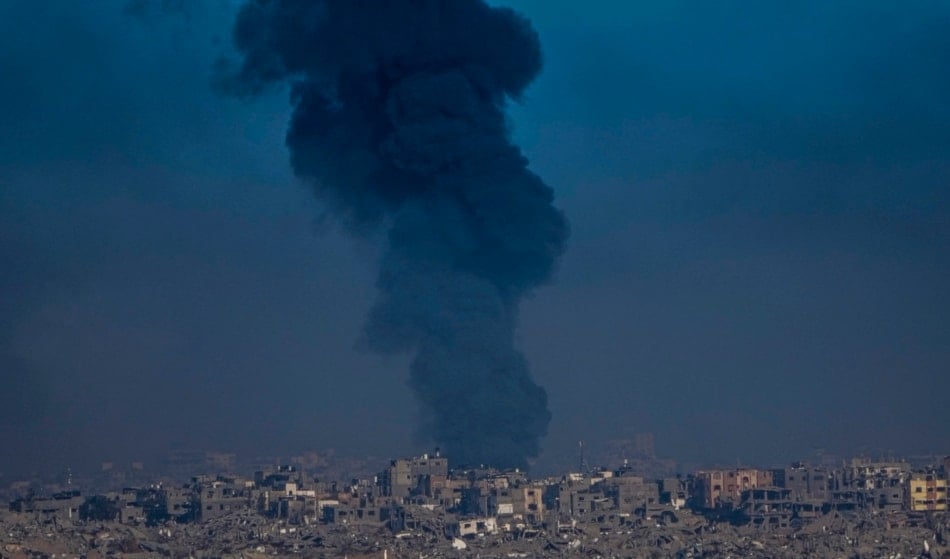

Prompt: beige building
xmin=907 ymin=472 xmax=948 ymax=512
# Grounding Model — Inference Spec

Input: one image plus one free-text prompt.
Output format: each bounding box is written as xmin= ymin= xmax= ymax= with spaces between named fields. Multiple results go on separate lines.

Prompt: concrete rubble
xmin=2 ymin=452 xmax=948 ymax=558
xmin=2 ymin=504 xmax=949 ymax=558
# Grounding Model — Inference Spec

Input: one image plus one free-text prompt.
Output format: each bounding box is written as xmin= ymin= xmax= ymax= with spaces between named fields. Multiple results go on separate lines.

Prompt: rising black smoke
xmin=219 ymin=0 xmax=568 ymax=468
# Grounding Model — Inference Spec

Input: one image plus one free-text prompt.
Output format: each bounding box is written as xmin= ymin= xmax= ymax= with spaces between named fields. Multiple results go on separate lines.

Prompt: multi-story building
xmin=772 ymin=464 xmax=829 ymax=503
xmin=836 ymin=459 xmax=910 ymax=511
xmin=605 ymin=472 xmax=659 ymax=513
xmin=521 ymin=484 xmax=545 ymax=524
xmin=907 ymin=472 xmax=948 ymax=512
xmin=378 ymin=453 xmax=448 ymax=499
xmin=693 ymin=469 xmax=772 ymax=509
xmin=198 ymin=476 xmax=252 ymax=520
xmin=9 ymin=490 xmax=83 ymax=521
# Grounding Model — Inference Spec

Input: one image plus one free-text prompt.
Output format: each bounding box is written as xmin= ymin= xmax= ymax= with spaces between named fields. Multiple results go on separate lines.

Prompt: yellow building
xmin=906 ymin=472 xmax=948 ymax=512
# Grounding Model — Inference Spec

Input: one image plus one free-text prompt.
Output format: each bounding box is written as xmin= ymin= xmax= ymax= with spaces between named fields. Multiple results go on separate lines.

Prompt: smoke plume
xmin=220 ymin=0 xmax=568 ymax=468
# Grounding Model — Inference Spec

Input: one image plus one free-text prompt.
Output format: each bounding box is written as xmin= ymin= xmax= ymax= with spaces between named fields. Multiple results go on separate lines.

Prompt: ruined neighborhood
xmin=2 ymin=444 xmax=948 ymax=558
xmin=3 ymin=1 xmax=950 ymax=558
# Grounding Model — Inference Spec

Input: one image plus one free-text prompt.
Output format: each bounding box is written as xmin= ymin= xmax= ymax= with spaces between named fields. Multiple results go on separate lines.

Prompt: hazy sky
xmin=1 ymin=0 xmax=948 ymax=477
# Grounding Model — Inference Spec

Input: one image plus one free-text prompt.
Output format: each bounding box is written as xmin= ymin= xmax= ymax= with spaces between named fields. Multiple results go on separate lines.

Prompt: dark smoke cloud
xmin=221 ymin=0 xmax=568 ymax=468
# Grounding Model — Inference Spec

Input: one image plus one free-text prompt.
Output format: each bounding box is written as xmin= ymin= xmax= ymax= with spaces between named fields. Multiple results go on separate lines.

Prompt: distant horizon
xmin=3 ymin=441 xmax=948 ymax=484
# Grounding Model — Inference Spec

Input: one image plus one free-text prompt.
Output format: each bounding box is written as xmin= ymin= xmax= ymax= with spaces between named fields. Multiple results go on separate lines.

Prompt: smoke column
xmin=221 ymin=0 xmax=568 ymax=468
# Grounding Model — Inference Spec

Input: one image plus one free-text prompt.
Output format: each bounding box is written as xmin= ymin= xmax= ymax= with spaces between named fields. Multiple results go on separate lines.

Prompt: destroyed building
xmin=378 ymin=453 xmax=448 ymax=500
xmin=4 ymin=449 xmax=949 ymax=559
xmin=692 ymin=468 xmax=774 ymax=509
